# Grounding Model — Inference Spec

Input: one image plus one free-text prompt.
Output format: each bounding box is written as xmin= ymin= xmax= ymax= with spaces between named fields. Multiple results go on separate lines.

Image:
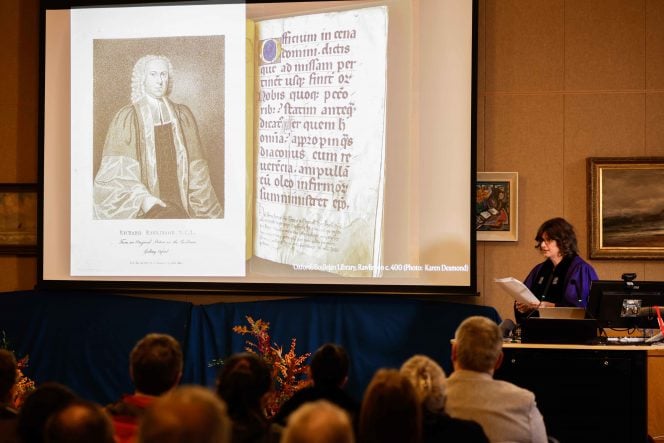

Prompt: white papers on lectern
xmin=494 ymin=277 xmax=539 ymax=305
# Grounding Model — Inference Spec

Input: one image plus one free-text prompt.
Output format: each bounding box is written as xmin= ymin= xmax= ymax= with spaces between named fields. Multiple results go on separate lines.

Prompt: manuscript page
xmin=252 ymin=7 xmax=388 ymax=277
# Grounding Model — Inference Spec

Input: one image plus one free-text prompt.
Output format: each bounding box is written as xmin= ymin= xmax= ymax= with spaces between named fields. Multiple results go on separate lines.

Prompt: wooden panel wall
xmin=0 ymin=0 xmax=39 ymax=291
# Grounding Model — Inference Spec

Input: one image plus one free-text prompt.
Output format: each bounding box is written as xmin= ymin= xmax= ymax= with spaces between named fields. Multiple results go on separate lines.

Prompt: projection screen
xmin=39 ymin=0 xmax=477 ymax=295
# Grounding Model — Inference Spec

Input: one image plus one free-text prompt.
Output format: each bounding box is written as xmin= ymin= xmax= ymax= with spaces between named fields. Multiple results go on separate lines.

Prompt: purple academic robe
xmin=523 ymin=255 xmax=598 ymax=308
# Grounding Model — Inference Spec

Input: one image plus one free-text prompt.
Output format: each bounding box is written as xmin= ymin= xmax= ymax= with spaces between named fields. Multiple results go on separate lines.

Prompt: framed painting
xmin=476 ymin=172 xmax=518 ymax=241
xmin=0 ymin=183 xmax=38 ymax=255
xmin=588 ymin=157 xmax=664 ymax=259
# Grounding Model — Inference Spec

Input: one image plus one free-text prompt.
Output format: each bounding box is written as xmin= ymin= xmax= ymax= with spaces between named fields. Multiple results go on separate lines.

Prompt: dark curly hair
xmin=311 ymin=343 xmax=349 ymax=388
xmin=534 ymin=217 xmax=579 ymax=257
xmin=215 ymin=353 xmax=272 ymax=419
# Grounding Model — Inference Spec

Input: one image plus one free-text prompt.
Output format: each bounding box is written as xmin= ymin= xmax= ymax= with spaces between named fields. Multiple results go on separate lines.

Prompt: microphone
xmin=634 ymin=306 xmax=664 ymax=317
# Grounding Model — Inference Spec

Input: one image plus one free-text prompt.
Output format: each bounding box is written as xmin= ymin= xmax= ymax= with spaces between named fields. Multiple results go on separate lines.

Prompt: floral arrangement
xmin=211 ymin=316 xmax=311 ymax=417
xmin=1 ymin=331 xmax=36 ymax=409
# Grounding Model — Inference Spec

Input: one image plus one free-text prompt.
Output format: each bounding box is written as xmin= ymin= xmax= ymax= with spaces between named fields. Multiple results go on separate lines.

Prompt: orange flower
xmin=12 ymin=356 xmax=36 ymax=409
xmin=231 ymin=316 xmax=311 ymax=417
xmin=2 ymin=332 xmax=36 ymax=409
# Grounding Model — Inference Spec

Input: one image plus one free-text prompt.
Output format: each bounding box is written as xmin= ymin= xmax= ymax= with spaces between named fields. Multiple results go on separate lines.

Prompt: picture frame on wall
xmin=0 ymin=183 xmax=38 ymax=255
xmin=588 ymin=157 xmax=664 ymax=259
xmin=476 ymin=172 xmax=518 ymax=242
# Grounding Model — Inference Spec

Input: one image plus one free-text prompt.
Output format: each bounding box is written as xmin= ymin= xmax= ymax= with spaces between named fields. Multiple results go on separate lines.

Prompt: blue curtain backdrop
xmin=0 ymin=290 xmax=500 ymax=404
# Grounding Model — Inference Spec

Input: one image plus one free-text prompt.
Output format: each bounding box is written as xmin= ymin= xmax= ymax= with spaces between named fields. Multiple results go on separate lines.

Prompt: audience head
xmin=130 ymin=333 xmax=183 ymax=396
xmin=282 ymin=400 xmax=354 ymax=443
xmin=310 ymin=343 xmax=349 ymax=388
xmin=359 ymin=369 xmax=421 ymax=443
xmin=400 ymin=354 xmax=446 ymax=414
xmin=44 ymin=400 xmax=115 ymax=443
xmin=534 ymin=217 xmax=579 ymax=257
xmin=17 ymin=382 xmax=78 ymax=443
xmin=0 ymin=349 xmax=17 ymax=404
xmin=138 ymin=385 xmax=231 ymax=443
xmin=453 ymin=316 xmax=503 ymax=374
xmin=215 ymin=352 xmax=271 ymax=418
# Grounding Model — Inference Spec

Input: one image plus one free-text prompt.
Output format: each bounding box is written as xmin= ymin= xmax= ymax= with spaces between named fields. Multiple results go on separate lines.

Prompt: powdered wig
xmin=400 ymin=354 xmax=446 ymax=414
xmin=454 ymin=316 xmax=502 ymax=373
xmin=131 ymin=55 xmax=174 ymax=103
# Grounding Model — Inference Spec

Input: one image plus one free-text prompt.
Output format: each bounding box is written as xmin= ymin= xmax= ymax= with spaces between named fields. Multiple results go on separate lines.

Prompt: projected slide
xmin=69 ymin=4 xmax=386 ymax=278
xmin=41 ymin=0 xmax=475 ymax=293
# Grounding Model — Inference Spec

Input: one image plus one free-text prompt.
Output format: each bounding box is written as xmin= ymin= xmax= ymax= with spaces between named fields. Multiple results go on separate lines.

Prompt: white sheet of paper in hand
xmin=494 ymin=277 xmax=540 ymax=305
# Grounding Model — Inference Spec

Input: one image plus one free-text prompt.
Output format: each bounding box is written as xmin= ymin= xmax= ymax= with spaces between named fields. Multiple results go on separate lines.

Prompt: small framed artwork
xmin=476 ymin=172 xmax=518 ymax=241
xmin=0 ymin=183 xmax=38 ymax=255
xmin=588 ymin=157 xmax=664 ymax=259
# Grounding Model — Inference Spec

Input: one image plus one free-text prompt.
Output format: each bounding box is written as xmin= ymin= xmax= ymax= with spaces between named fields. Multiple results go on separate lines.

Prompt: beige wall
xmin=4 ymin=0 xmax=664 ymax=318
xmin=477 ymin=0 xmax=664 ymax=321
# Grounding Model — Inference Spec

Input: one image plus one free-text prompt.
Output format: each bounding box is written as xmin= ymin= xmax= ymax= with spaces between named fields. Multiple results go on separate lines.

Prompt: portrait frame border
xmin=0 ymin=183 xmax=38 ymax=256
xmin=475 ymin=172 xmax=518 ymax=242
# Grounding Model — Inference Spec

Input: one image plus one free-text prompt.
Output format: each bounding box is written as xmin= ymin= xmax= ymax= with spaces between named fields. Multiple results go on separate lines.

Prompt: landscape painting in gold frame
xmin=588 ymin=157 xmax=664 ymax=259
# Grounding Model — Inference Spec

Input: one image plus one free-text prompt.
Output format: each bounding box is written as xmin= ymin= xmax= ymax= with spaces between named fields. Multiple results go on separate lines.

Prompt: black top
xmin=0 ymin=404 xmax=18 ymax=419
xmin=0 ymin=404 xmax=18 ymax=443
xmin=422 ymin=410 xmax=489 ymax=443
xmin=515 ymin=255 xmax=575 ymax=323
xmin=528 ymin=255 xmax=574 ymax=305
xmin=231 ymin=412 xmax=282 ymax=443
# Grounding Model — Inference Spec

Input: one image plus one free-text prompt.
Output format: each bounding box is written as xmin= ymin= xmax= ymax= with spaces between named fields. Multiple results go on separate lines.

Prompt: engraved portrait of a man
xmin=93 ymin=52 xmax=223 ymax=219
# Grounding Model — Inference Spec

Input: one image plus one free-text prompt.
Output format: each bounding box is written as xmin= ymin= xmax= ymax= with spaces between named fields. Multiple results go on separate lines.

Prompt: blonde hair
xmin=131 ymin=54 xmax=174 ymax=103
xmin=400 ymin=354 xmax=446 ymax=413
xmin=454 ymin=316 xmax=502 ymax=373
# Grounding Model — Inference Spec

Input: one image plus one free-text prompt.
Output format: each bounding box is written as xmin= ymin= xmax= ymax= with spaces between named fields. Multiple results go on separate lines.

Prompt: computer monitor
xmin=587 ymin=280 xmax=664 ymax=330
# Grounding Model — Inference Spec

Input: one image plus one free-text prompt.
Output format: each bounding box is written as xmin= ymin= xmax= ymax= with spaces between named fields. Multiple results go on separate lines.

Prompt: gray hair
xmin=454 ymin=316 xmax=503 ymax=373
xmin=131 ymin=54 xmax=174 ymax=103
xmin=400 ymin=355 xmax=446 ymax=414
xmin=138 ymin=385 xmax=231 ymax=443
xmin=282 ymin=400 xmax=354 ymax=443
xmin=45 ymin=400 xmax=116 ymax=443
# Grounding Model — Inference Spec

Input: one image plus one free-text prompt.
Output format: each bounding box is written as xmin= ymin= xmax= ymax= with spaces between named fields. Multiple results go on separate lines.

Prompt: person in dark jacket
xmin=216 ymin=353 xmax=281 ymax=443
xmin=400 ymin=354 xmax=489 ymax=443
xmin=273 ymin=343 xmax=359 ymax=426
